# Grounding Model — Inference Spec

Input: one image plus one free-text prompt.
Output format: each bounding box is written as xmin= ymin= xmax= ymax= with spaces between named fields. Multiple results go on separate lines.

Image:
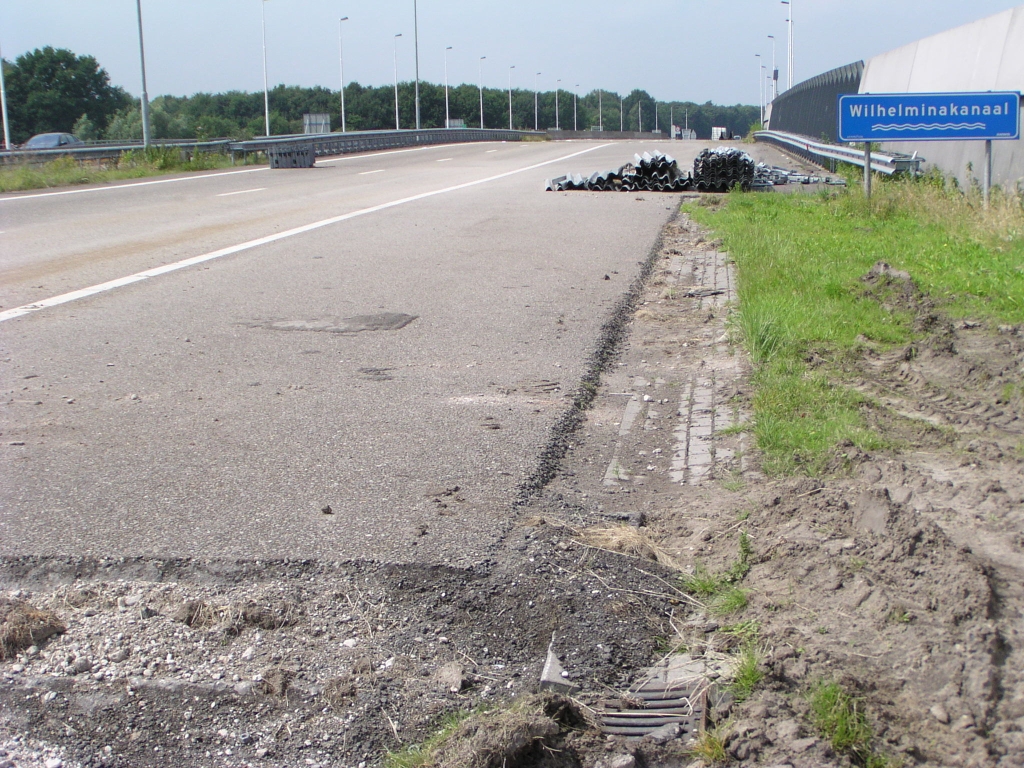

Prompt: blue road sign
xmin=838 ymin=92 xmax=1020 ymax=142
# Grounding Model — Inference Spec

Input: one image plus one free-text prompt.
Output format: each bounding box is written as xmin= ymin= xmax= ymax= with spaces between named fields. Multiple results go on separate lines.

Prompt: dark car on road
xmin=21 ymin=132 xmax=85 ymax=149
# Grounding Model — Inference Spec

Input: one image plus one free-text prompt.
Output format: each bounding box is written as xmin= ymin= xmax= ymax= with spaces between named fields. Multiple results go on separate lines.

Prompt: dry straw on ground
xmin=574 ymin=524 xmax=681 ymax=570
xmin=0 ymin=598 xmax=66 ymax=660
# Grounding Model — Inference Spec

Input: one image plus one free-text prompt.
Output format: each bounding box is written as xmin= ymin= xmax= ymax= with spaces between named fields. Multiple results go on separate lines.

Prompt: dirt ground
xmin=2 ymin=182 xmax=1023 ymax=768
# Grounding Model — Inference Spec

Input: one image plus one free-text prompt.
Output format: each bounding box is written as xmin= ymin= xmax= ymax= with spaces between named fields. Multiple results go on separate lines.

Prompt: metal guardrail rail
xmin=227 ymin=128 xmax=541 ymax=162
xmin=754 ymin=130 xmax=923 ymax=175
xmin=0 ymin=128 xmax=544 ymax=167
xmin=0 ymin=139 xmax=233 ymax=166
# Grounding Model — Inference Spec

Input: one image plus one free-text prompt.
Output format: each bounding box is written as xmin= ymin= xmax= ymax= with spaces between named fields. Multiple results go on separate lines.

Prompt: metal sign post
xmin=838 ymin=91 xmax=1020 ymax=203
xmin=864 ymin=143 xmax=871 ymax=199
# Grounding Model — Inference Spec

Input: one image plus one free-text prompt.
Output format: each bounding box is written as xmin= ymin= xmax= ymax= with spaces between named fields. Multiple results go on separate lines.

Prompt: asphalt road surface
xmin=0 ymin=140 xmax=743 ymax=565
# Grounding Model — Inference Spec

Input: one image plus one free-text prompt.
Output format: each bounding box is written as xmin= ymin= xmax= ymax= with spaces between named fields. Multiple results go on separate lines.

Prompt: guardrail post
xmin=864 ymin=144 xmax=872 ymax=200
xmin=983 ymin=139 xmax=992 ymax=210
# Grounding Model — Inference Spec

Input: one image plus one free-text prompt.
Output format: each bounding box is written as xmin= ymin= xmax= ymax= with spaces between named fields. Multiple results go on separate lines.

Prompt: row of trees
xmin=2 ymin=47 xmax=759 ymax=144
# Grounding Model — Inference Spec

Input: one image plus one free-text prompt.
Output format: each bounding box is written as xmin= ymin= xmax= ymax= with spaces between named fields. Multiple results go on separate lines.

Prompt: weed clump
xmin=809 ymin=681 xmax=897 ymax=768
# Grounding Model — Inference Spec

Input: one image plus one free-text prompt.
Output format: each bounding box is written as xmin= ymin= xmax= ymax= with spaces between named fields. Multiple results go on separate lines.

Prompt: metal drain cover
xmin=599 ymin=655 xmax=708 ymax=738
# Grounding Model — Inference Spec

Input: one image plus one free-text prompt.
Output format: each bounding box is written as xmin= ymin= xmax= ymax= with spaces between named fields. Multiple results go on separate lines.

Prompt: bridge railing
xmin=227 ymin=128 xmax=542 ymax=161
xmin=754 ymin=130 xmax=923 ymax=175
xmin=0 ymin=129 xmax=545 ymax=167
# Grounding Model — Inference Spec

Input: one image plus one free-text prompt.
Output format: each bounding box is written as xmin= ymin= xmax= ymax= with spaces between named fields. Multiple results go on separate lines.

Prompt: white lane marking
xmin=0 ymin=144 xmax=611 ymax=324
xmin=485 ymin=149 xmax=498 ymax=153
xmin=359 ymin=169 xmax=385 ymax=175
xmin=437 ymin=158 xmax=453 ymax=162
xmin=0 ymin=167 xmax=269 ymax=202
xmin=216 ymin=187 xmax=266 ymax=198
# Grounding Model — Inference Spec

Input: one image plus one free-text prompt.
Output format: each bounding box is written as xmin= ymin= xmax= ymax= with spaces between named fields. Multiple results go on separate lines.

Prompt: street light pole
xmin=534 ymin=72 xmax=541 ymax=131
xmin=338 ymin=16 xmax=349 ymax=132
xmin=598 ymin=90 xmax=603 ymax=131
xmin=781 ymin=0 xmax=793 ymax=90
xmin=638 ymin=96 xmax=641 ymax=132
xmin=478 ymin=56 xmax=486 ymax=129
xmin=555 ymin=79 xmax=560 ymax=130
xmin=261 ymin=0 xmax=270 ymax=136
xmin=762 ymin=65 xmax=767 ymax=123
xmin=768 ymin=34 xmax=777 ymax=101
xmin=135 ymin=0 xmax=151 ymax=147
xmin=393 ymin=33 xmax=402 ymax=130
xmin=756 ymin=54 xmax=763 ymax=124
xmin=574 ymin=84 xmax=579 ymax=131
xmin=413 ymin=0 xmax=421 ymax=129
xmin=508 ymin=65 xmax=515 ymax=130
xmin=444 ymin=46 xmax=452 ymax=128
xmin=620 ymin=96 xmax=623 ymax=132
xmin=0 ymin=42 xmax=11 ymax=150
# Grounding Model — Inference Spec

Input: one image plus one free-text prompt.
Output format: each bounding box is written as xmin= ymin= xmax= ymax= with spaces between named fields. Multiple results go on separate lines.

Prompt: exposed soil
xmin=2 ymin=197 xmax=1023 ymax=768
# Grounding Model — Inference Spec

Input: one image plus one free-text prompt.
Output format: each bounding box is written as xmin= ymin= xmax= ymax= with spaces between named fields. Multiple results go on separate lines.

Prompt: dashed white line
xmin=216 ymin=187 xmax=266 ymax=197
xmin=358 ymin=169 xmax=385 ymax=175
xmin=0 ymin=167 xmax=269 ymax=202
xmin=437 ymin=158 xmax=453 ymax=162
xmin=0 ymin=144 xmax=611 ymax=324
xmin=485 ymin=150 xmax=498 ymax=153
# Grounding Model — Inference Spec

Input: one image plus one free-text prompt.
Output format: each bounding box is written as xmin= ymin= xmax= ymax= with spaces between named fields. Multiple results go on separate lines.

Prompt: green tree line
xmin=2 ymin=47 xmax=758 ymax=144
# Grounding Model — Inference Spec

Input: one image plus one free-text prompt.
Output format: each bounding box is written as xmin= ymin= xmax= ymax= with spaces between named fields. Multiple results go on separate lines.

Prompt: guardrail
xmin=0 ymin=128 xmax=544 ymax=168
xmin=754 ymin=130 xmax=923 ymax=175
xmin=0 ymin=139 xmax=233 ymax=166
xmin=227 ymin=128 xmax=542 ymax=163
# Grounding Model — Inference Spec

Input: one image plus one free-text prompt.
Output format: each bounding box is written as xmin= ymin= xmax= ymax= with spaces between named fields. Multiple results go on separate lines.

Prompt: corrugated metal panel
xmin=766 ymin=61 xmax=864 ymax=143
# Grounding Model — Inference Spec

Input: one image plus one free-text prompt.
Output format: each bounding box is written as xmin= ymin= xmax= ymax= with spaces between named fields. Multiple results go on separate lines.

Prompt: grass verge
xmin=0 ymin=148 xmax=250 ymax=193
xmin=688 ymin=175 xmax=1024 ymax=474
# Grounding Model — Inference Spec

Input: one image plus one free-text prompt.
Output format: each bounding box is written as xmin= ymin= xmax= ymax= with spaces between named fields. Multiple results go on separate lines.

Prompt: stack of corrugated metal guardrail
xmin=692 ymin=147 xmax=756 ymax=192
xmin=546 ymin=148 xmax=760 ymax=193
xmin=754 ymin=130 xmax=922 ymax=175
xmin=546 ymin=151 xmax=694 ymax=192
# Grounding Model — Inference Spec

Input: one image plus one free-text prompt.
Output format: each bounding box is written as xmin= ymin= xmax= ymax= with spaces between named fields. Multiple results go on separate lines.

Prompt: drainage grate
xmin=598 ymin=655 xmax=708 ymax=738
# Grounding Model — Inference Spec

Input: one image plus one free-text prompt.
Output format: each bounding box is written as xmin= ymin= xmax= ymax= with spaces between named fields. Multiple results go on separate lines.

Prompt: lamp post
xmin=762 ymin=65 xmax=767 ymax=124
xmin=619 ymin=96 xmax=623 ymax=132
xmin=444 ymin=46 xmax=452 ymax=128
xmin=393 ymin=33 xmax=402 ymax=130
xmin=261 ymin=0 xmax=270 ymax=136
xmin=756 ymin=54 xmax=763 ymax=124
xmin=0 ymin=42 xmax=10 ymax=150
xmin=555 ymin=79 xmax=560 ymax=130
xmin=478 ymin=56 xmax=486 ymax=129
xmin=654 ymin=100 xmax=658 ymax=133
xmin=508 ymin=65 xmax=515 ymax=130
xmin=598 ymin=90 xmax=603 ymax=131
xmin=781 ymin=0 xmax=793 ymax=90
xmin=574 ymin=84 xmax=579 ymax=131
xmin=638 ymin=96 xmax=641 ymax=132
xmin=338 ymin=16 xmax=349 ymax=132
xmin=534 ymin=72 xmax=541 ymax=130
xmin=135 ymin=0 xmax=151 ymax=147
xmin=768 ymin=34 xmax=777 ymax=101
xmin=413 ymin=0 xmax=421 ymax=129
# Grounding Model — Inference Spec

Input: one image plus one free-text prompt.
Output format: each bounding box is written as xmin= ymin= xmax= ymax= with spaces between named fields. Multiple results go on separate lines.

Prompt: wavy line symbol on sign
xmin=871 ymin=122 xmax=987 ymax=131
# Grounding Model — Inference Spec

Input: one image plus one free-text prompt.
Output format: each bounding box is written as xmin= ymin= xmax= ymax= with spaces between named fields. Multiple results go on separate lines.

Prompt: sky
xmin=2 ymin=1 xmax=1022 ymax=105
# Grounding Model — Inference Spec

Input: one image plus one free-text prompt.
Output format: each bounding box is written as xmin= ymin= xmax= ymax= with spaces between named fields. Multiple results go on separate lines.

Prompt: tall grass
xmin=0 ymin=147 xmax=248 ymax=193
xmin=690 ymin=176 xmax=1024 ymax=474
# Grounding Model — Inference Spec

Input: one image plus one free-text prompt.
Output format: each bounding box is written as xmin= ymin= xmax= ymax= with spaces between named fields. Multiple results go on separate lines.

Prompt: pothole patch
xmin=258 ymin=312 xmax=418 ymax=334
